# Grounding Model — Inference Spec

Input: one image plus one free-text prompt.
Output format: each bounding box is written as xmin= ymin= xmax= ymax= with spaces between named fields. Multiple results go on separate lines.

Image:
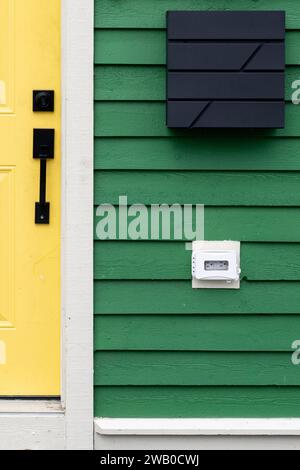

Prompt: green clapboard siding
xmin=94 ymin=281 xmax=300 ymax=314
xmin=95 ymin=171 xmax=300 ymax=206
xmin=95 ymin=65 xmax=298 ymax=102
xmin=94 ymin=315 xmax=300 ymax=351
xmin=95 ymin=207 xmax=300 ymax=242
xmin=95 ymin=138 xmax=300 ymax=171
xmin=95 ymin=102 xmax=300 ymax=137
xmin=95 ymin=387 xmax=300 ymax=418
xmin=95 ymin=352 xmax=299 ymax=386
xmin=94 ymin=242 xmax=300 ymax=281
xmin=94 ymin=30 xmax=300 ymax=65
xmin=95 ymin=1 xmax=300 ymax=29
xmin=94 ymin=0 xmax=300 ymax=419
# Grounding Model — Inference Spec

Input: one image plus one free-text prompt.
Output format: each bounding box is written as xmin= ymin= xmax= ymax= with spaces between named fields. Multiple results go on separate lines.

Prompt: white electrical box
xmin=192 ymin=241 xmax=241 ymax=289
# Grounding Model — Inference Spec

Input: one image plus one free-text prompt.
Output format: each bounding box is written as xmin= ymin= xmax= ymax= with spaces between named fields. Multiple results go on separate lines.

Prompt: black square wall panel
xmin=167 ymin=11 xmax=286 ymax=129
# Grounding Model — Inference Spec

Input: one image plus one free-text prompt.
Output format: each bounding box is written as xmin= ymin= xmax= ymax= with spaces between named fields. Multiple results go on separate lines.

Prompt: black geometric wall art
xmin=167 ymin=11 xmax=286 ymax=129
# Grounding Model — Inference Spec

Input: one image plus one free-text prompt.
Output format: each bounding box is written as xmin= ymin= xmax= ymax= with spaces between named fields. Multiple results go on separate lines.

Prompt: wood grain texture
xmin=94 ymin=351 xmax=299 ymax=385
xmin=94 ymin=314 xmax=300 ymax=351
xmin=94 ymin=281 xmax=300 ymax=314
xmin=94 ymin=102 xmax=299 ymax=137
xmin=94 ymin=242 xmax=300 ymax=280
xmin=94 ymin=137 xmax=300 ymax=171
xmin=94 ymin=387 xmax=300 ymax=418
xmin=94 ymin=207 xmax=300 ymax=242
xmin=94 ymin=0 xmax=300 ymax=29
xmin=95 ymin=66 xmax=298 ymax=102
xmin=94 ymin=30 xmax=299 ymax=65
xmin=95 ymin=170 xmax=300 ymax=206
xmin=93 ymin=0 xmax=300 ymax=420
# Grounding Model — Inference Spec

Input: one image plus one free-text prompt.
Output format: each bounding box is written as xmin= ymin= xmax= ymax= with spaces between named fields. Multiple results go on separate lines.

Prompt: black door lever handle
xmin=33 ymin=129 xmax=55 ymax=224
xmin=35 ymin=159 xmax=50 ymax=224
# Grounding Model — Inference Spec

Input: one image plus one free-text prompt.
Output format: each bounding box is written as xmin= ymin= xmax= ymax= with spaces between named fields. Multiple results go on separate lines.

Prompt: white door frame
xmin=0 ymin=0 xmax=94 ymax=450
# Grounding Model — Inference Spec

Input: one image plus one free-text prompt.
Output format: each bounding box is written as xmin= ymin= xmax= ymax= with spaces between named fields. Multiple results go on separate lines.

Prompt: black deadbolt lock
xmin=33 ymin=90 xmax=54 ymax=112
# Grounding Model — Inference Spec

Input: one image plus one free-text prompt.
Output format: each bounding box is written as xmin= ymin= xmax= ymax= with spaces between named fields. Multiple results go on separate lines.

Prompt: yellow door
xmin=0 ymin=0 xmax=60 ymax=395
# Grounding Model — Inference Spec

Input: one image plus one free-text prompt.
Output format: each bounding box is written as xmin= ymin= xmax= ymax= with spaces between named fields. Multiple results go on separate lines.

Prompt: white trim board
xmin=95 ymin=419 xmax=300 ymax=451
xmin=0 ymin=0 xmax=94 ymax=450
xmin=95 ymin=434 xmax=300 ymax=451
xmin=95 ymin=418 xmax=300 ymax=436
xmin=61 ymin=0 xmax=94 ymax=450
xmin=0 ymin=414 xmax=65 ymax=451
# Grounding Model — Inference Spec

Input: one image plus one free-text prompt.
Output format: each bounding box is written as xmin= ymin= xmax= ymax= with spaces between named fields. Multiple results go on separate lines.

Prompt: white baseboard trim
xmin=95 ymin=418 xmax=300 ymax=436
xmin=0 ymin=401 xmax=65 ymax=450
xmin=94 ymin=418 xmax=300 ymax=451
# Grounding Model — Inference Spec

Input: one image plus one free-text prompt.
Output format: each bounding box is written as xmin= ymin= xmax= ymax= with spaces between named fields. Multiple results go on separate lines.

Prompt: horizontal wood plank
xmin=94 ymin=137 xmax=300 ymax=171
xmin=94 ymin=351 xmax=298 ymax=385
xmin=95 ymin=170 xmax=300 ymax=206
xmin=94 ymin=30 xmax=300 ymax=65
xmin=94 ymin=102 xmax=299 ymax=137
xmin=95 ymin=66 xmax=297 ymax=101
xmin=94 ymin=2 xmax=300 ymax=417
xmin=94 ymin=280 xmax=300 ymax=314
xmin=94 ymin=207 xmax=300 ymax=242
xmin=94 ymin=242 xmax=300 ymax=280
xmin=94 ymin=314 xmax=300 ymax=351
xmin=94 ymin=0 xmax=300 ymax=29
xmin=95 ymin=386 xmax=300 ymax=418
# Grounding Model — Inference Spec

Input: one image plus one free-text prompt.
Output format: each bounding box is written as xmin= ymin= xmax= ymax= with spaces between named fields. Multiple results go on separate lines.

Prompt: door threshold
xmin=0 ymin=398 xmax=63 ymax=414
xmin=0 ymin=398 xmax=65 ymax=449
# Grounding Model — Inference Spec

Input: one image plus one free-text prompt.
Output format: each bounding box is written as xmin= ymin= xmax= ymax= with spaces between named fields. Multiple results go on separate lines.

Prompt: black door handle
xmin=33 ymin=129 xmax=55 ymax=224
xmin=36 ymin=159 xmax=49 ymax=224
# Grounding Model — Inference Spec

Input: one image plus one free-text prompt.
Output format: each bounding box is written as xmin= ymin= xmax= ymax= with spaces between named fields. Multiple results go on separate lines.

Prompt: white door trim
xmin=0 ymin=0 xmax=94 ymax=450
xmin=61 ymin=0 xmax=94 ymax=450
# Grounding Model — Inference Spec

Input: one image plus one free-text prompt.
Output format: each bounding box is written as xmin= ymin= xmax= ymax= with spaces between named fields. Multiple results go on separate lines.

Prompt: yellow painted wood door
xmin=0 ymin=0 xmax=60 ymax=395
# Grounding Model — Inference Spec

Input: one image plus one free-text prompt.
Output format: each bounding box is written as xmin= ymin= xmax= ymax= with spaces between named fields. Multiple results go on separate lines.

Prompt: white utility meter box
xmin=192 ymin=241 xmax=241 ymax=289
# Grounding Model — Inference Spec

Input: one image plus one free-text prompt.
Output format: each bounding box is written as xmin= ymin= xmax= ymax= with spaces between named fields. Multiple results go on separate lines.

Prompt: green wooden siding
xmin=94 ymin=0 xmax=300 ymax=418
xmin=95 ymin=65 xmax=298 ymax=101
xmin=94 ymin=315 xmax=300 ymax=351
xmin=94 ymin=30 xmax=300 ymax=65
xmin=95 ymin=387 xmax=300 ymax=418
